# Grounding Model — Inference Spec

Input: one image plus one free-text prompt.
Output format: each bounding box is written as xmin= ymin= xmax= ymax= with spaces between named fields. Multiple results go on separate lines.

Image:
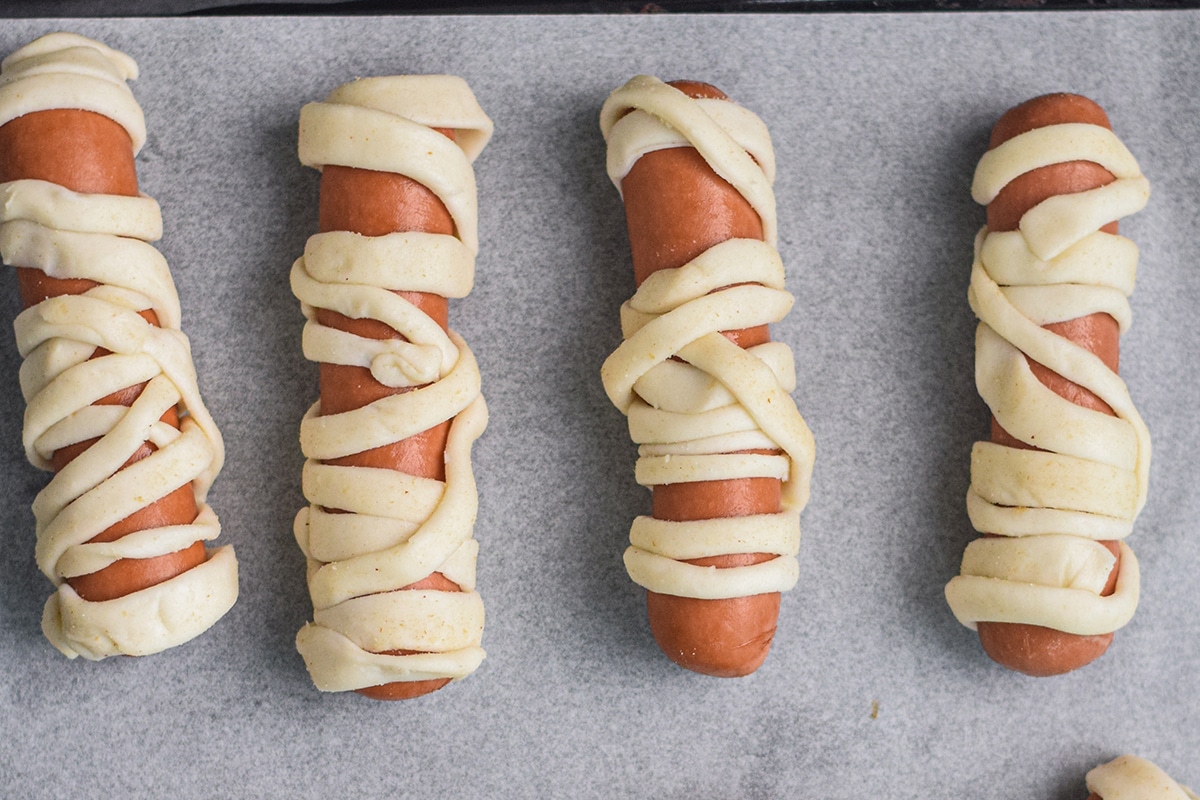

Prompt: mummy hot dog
xmin=944 ymin=94 xmax=1150 ymax=676
xmin=0 ymin=32 xmax=237 ymax=659
xmin=1087 ymin=755 xmax=1197 ymax=800
xmin=292 ymin=76 xmax=491 ymax=699
xmin=599 ymin=76 xmax=814 ymax=677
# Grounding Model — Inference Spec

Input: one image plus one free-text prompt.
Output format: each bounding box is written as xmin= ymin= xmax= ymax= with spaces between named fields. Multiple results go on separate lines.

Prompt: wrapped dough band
xmin=0 ymin=33 xmax=236 ymax=659
xmin=1086 ymin=755 xmax=1197 ymax=800
xmin=944 ymin=94 xmax=1150 ymax=676
xmin=600 ymin=77 xmax=814 ymax=677
xmin=293 ymin=76 xmax=491 ymax=698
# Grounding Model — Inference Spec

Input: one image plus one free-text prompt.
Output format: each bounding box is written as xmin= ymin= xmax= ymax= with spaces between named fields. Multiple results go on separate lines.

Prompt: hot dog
xmin=599 ymin=76 xmax=815 ymax=677
xmin=1086 ymin=755 xmax=1196 ymax=800
xmin=0 ymin=32 xmax=236 ymax=659
xmin=292 ymin=76 xmax=492 ymax=698
xmin=945 ymin=94 xmax=1151 ymax=676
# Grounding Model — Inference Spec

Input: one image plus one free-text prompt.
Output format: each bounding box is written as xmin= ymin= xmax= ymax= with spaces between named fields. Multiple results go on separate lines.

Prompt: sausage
xmin=599 ymin=76 xmax=815 ymax=677
xmin=292 ymin=76 xmax=492 ymax=698
xmin=1 ymin=110 xmax=206 ymax=604
xmin=0 ymin=108 xmax=138 ymax=196
xmin=977 ymin=94 xmax=1122 ymax=675
xmin=0 ymin=33 xmax=236 ymax=659
xmin=1085 ymin=755 xmax=1195 ymax=800
xmin=944 ymin=93 xmax=1151 ymax=675
xmin=318 ymin=164 xmax=458 ymax=701
xmin=625 ymin=85 xmax=779 ymax=677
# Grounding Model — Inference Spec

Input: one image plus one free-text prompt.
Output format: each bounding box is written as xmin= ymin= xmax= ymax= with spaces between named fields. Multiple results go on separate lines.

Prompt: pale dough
xmin=1087 ymin=755 xmax=1197 ymax=800
xmin=945 ymin=115 xmax=1150 ymax=635
xmin=0 ymin=33 xmax=236 ymax=660
xmin=292 ymin=75 xmax=493 ymax=692
xmin=599 ymin=76 xmax=814 ymax=601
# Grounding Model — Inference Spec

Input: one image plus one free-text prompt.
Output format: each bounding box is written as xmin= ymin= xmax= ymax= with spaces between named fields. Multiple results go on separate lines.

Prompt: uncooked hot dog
xmin=945 ymin=93 xmax=1151 ymax=676
xmin=292 ymin=76 xmax=492 ymax=698
xmin=0 ymin=32 xmax=236 ymax=659
xmin=600 ymin=76 xmax=815 ymax=677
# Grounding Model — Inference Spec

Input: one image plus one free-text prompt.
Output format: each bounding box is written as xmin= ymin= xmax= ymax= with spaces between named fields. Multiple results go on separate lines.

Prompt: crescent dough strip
xmin=599 ymin=76 xmax=814 ymax=600
xmin=297 ymin=83 xmax=491 ymax=253
xmin=2 ymin=219 xmax=180 ymax=330
xmin=292 ymin=76 xmax=491 ymax=692
xmin=946 ymin=114 xmax=1150 ymax=636
xmin=300 ymin=399 xmax=488 ymax=611
xmin=600 ymin=76 xmax=776 ymax=243
xmin=1021 ymin=176 xmax=1150 ymax=261
xmin=296 ymin=625 xmax=485 ymax=693
xmin=2 ymin=33 xmax=136 ymax=78
xmin=976 ymin=327 xmax=1136 ymax=470
xmin=0 ymin=70 xmax=146 ymax=152
xmin=972 ymin=123 xmax=1142 ymax=203
xmin=303 ymin=230 xmax=475 ymax=297
xmin=980 ymin=229 xmax=1138 ymax=293
xmin=960 ymin=534 xmax=1116 ymax=593
xmin=0 ymin=33 xmax=235 ymax=660
xmin=1 ymin=179 xmax=162 ymax=241
xmin=632 ymin=340 xmax=796 ymax=414
xmin=43 ymin=545 xmax=237 ymax=661
xmin=624 ymin=547 xmax=800 ymax=600
xmin=295 ymin=332 xmax=480 ymax=460
xmin=630 ymin=511 xmax=800 ymax=560
xmin=1087 ymin=755 xmax=1198 ymax=800
xmin=946 ymin=541 xmax=1138 ymax=635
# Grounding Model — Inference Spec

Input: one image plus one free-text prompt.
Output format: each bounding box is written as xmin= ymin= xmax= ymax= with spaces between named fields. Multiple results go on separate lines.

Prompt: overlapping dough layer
xmin=1087 ymin=755 xmax=1197 ymax=800
xmin=0 ymin=33 xmax=236 ymax=660
xmin=945 ymin=118 xmax=1150 ymax=635
xmin=292 ymin=76 xmax=492 ymax=692
xmin=599 ymin=76 xmax=814 ymax=600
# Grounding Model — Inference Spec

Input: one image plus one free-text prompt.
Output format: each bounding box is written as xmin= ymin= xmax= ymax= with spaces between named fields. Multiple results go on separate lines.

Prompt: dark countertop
xmin=6 ymin=0 xmax=1198 ymax=15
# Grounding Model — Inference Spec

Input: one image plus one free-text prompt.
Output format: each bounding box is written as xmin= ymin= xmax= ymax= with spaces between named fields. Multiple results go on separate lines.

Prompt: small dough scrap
xmin=0 ymin=33 xmax=235 ymax=660
xmin=1087 ymin=755 xmax=1197 ymax=800
xmin=946 ymin=117 xmax=1150 ymax=636
xmin=599 ymin=76 xmax=814 ymax=600
xmin=292 ymin=76 xmax=491 ymax=692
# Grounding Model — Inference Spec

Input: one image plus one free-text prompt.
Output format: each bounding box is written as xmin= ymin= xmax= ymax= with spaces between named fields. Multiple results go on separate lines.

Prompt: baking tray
xmin=0 ymin=13 xmax=1196 ymax=798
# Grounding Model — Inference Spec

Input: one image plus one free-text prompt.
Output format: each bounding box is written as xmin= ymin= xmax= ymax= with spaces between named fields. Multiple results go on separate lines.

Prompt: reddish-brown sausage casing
xmin=600 ymin=76 xmax=814 ymax=677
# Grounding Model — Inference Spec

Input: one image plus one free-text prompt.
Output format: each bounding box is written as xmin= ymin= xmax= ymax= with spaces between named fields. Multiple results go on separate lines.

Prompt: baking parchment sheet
xmin=0 ymin=12 xmax=1197 ymax=799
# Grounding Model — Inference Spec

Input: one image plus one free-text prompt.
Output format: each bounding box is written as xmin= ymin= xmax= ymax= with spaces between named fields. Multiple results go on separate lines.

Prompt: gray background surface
xmin=0 ymin=13 xmax=1196 ymax=798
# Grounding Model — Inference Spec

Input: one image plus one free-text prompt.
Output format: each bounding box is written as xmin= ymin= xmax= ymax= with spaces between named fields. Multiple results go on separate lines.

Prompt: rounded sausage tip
xmin=647 ymin=586 xmax=780 ymax=678
xmin=989 ymin=93 xmax=1111 ymax=150
xmin=355 ymin=678 xmax=452 ymax=701
xmin=976 ymin=539 xmax=1121 ymax=677
xmin=976 ymin=623 xmax=1114 ymax=678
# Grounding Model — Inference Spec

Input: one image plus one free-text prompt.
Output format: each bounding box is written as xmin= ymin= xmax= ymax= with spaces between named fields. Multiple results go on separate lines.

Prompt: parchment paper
xmin=0 ymin=13 xmax=1196 ymax=798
